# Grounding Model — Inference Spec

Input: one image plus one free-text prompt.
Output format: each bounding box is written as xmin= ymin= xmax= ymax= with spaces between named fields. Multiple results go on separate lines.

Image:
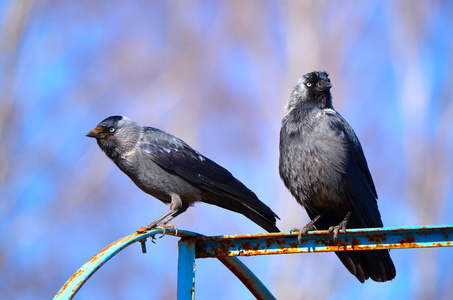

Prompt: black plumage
xmin=279 ymin=71 xmax=396 ymax=282
xmin=86 ymin=116 xmax=279 ymax=233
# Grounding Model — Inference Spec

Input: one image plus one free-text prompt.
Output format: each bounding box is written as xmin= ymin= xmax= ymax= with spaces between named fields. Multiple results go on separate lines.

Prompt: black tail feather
xmin=336 ymin=249 xmax=396 ymax=283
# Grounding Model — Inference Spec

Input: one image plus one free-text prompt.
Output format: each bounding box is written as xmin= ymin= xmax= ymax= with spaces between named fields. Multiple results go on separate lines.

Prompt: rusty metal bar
xmin=195 ymin=225 xmax=453 ymax=258
xmin=176 ymin=237 xmax=276 ymax=300
xmin=54 ymin=229 xmax=169 ymax=300
xmin=54 ymin=225 xmax=452 ymax=300
xmin=53 ymin=228 xmax=274 ymax=300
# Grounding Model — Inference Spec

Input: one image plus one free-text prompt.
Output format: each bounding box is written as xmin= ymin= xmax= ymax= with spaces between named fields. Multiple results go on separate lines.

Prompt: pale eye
xmin=306 ymin=82 xmax=312 ymax=87
xmin=109 ymin=127 xmax=115 ymax=133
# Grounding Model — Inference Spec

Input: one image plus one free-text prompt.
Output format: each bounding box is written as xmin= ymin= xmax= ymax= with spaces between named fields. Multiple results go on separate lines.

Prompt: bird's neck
xmin=286 ymin=91 xmax=332 ymax=114
xmin=99 ymin=129 xmax=143 ymax=161
xmin=98 ymin=139 xmax=122 ymax=161
xmin=282 ymin=95 xmax=333 ymax=134
xmin=285 ymin=99 xmax=319 ymax=123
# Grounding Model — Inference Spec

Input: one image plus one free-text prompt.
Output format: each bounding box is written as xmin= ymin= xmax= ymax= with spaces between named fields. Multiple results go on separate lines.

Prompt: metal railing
xmin=53 ymin=225 xmax=453 ymax=300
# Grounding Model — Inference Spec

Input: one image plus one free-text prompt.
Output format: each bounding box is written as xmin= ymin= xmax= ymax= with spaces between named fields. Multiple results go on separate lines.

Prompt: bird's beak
xmin=316 ymin=80 xmax=332 ymax=92
xmin=86 ymin=125 xmax=105 ymax=138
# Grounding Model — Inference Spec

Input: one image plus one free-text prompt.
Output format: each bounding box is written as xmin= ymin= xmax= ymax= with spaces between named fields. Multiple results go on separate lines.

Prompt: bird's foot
xmin=295 ymin=215 xmax=322 ymax=243
xmin=328 ymin=220 xmax=348 ymax=240
xmin=156 ymin=223 xmax=178 ymax=237
xmin=296 ymin=223 xmax=316 ymax=244
xmin=136 ymin=218 xmax=164 ymax=233
xmin=300 ymin=223 xmax=316 ymax=235
xmin=328 ymin=211 xmax=352 ymax=240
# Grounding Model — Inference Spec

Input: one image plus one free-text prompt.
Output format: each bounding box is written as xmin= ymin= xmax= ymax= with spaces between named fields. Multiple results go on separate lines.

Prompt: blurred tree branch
xmin=0 ymin=0 xmax=34 ymax=182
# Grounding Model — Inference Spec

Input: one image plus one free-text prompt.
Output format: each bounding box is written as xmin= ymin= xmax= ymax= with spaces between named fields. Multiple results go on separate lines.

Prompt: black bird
xmin=279 ymin=71 xmax=396 ymax=282
xmin=86 ymin=116 xmax=279 ymax=233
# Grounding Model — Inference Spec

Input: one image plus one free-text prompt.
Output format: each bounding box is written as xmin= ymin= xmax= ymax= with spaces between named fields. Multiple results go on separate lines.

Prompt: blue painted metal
xmin=177 ymin=238 xmax=196 ymax=300
xmin=54 ymin=225 xmax=453 ymax=300
xmin=53 ymin=228 xmax=274 ymax=300
xmin=53 ymin=229 xmax=169 ymax=300
xmin=195 ymin=225 xmax=453 ymax=258
xmin=217 ymin=257 xmax=276 ymax=300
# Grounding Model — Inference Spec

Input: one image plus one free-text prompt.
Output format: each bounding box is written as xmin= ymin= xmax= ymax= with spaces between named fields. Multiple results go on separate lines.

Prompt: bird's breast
xmin=280 ymin=118 xmax=350 ymax=210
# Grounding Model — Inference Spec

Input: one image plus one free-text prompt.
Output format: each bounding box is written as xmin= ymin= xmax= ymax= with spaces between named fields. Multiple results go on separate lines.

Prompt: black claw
xmin=149 ymin=235 xmax=156 ymax=244
xmin=297 ymin=231 xmax=305 ymax=244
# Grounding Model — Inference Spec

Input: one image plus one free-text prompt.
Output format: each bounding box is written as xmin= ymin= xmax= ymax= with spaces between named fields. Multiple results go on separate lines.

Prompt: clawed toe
xmin=328 ymin=225 xmax=340 ymax=240
xmin=156 ymin=223 xmax=178 ymax=237
xmin=301 ymin=223 xmax=315 ymax=235
xmin=328 ymin=222 xmax=347 ymax=240
xmin=296 ymin=223 xmax=316 ymax=243
xmin=294 ymin=216 xmax=322 ymax=244
xmin=135 ymin=222 xmax=178 ymax=236
xmin=329 ymin=211 xmax=352 ymax=240
xmin=297 ymin=230 xmax=305 ymax=244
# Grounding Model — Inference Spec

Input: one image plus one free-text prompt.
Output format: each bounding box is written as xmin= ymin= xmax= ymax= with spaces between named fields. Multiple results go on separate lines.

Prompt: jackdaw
xmin=86 ymin=116 xmax=279 ymax=233
xmin=279 ymin=71 xmax=396 ymax=282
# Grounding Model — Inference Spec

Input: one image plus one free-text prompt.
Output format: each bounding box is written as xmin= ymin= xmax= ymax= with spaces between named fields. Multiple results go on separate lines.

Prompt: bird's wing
xmin=139 ymin=128 xmax=237 ymax=186
xmin=139 ymin=128 xmax=278 ymax=218
xmin=327 ymin=111 xmax=382 ymax=228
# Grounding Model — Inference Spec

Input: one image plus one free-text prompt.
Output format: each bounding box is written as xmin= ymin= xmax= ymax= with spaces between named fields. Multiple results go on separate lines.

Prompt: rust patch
xmin=217 ymin=239 xmax=233 ymax=256
xmin=276 ymin=238 xmax=289 ymax=249
xmin=351 ymin=237 xmax=360 ymax=248
xmin=366 ymin=233 xmax=387 ymax=244
xmin=265 ymin=239 xmax=273 ymax=249
xmin=389 ymin=236 xmax=420 ymax=249
xmin=55 ymin=268 xmax=84 ymax=297
xmin=400 ymin=236 xmax=415 ymax=244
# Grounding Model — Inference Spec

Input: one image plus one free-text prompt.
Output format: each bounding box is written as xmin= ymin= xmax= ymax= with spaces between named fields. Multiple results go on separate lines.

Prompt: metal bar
xmin=54 ymin=225 xmax=453 ymax=299
xmin=53 ymin=229 xmax=167 ymax=300
xmin=177 ymin=238 xmax=196 ymax=300
xmin=218 ymin=257 xmax=276 ymax=300
xmin=195 ymin=225 xmax=453 ymax=258
xmin=53 ymin=228 xmax=275 ymax=300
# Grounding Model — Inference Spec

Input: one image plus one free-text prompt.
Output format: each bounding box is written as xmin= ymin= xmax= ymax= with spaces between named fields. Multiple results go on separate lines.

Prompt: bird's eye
xmin=306 ymin=82 xmax=312 ymax=87
xmin=109 ymin=127 xmax=115 ymax=133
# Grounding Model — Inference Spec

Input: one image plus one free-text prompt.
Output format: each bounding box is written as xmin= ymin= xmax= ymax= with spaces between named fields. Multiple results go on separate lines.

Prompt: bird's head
xmin=86 ymin=116 xmax=142 ymax=159
xmin=286 ymin=71 xmax=333 ymax=112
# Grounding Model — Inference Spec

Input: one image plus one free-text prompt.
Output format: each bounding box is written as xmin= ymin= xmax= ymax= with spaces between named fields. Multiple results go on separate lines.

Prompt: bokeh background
xmin=1 ymin=1 xmax=453 ymax=299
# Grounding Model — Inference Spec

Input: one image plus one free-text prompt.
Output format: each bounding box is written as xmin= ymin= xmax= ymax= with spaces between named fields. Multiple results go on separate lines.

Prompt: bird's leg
xmin=156 ymin=200 xmax=190 ymax=237
xmin=136 ymin=209 xmax=175 ymax=233
xmin=294 ymin=214 xmax=322 ymax=243
xmin=136 ymin=194 xmax=188 ymax=234
xmin=329 ymin=211 xmax=352 ymax=240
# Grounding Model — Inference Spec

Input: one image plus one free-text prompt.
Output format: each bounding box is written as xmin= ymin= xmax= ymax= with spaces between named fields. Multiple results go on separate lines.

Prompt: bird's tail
xmin=306 ymin=210 xmax=396 ymax=282
xmin=203 ymin=195 xmax=280 ymax=233
xmin=240 ymin=202 xmax=280 ymax=233
xmin=336 ymin=248 xmax=396 ymax=283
